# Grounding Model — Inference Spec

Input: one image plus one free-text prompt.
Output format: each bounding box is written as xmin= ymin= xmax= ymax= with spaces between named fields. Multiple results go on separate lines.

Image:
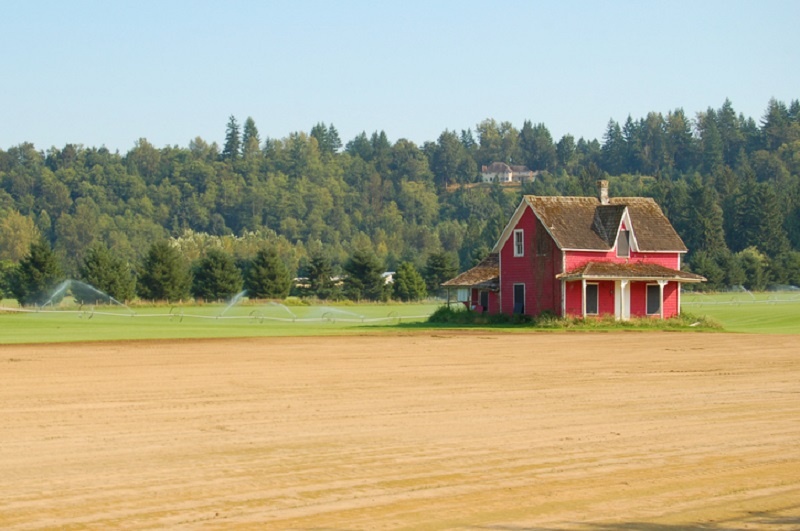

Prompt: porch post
xmin=581 ymin=278 xmax=587 ymax=318
xmin=620 ymin=279 xmax=628 ymax=321
xmin=658 ymin=280 xmax=668 ymax=319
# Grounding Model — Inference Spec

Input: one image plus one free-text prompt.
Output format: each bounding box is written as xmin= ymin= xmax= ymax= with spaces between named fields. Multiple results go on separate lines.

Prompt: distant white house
xmin=481 ymin=162 xmax=536 ymax=183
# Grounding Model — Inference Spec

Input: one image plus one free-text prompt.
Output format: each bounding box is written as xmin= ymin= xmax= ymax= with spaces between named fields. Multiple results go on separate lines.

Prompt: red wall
xmin=564 ymin=280 xmax=615 ymax=317
xmin=565 ymin=280 xmax=680 ymax=319
xmin=497 ymin=207 xmax=686 ymax=319
xmin=565 ymin=250 xmax=680 ymax=271
xmin=469 ymin=288 xmax=500 ymax=314
xmin=499 ymin=208 xmax=562 ymax=316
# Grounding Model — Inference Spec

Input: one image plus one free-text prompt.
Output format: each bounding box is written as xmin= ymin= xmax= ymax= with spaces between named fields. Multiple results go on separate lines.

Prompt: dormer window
xmin=514 ymin=229 xmax=524 ymax=257
xmin=617 ymin=229 xmax=630 ymax=258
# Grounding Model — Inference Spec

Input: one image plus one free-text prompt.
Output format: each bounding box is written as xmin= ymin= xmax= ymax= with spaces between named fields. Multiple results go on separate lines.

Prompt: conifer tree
xmin=10 ymin=238 xmax=63 ymax=306
xmin=137 ymin=241 xmax=191 ymax=302
xmin=244 ymin=247 xmax=292 ymax=299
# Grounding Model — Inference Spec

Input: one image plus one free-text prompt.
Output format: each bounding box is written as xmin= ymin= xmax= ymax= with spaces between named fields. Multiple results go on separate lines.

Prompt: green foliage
xmin=306 ymin=251 xmax=340 ymax=300
xmin=392 ymin=261 xmax=427 ymax=302
xmin=343 ymin=247 xmax=386 ymax=301
xmin=0 ymin=259 xmax=15 ymax=297
xmin=191 ymin=248 xmax=243 ymax=301
xmin=427 ymin=305 xmax=720 ymax=331
xmin=9 ymin=239 xmax=64 ymax=306
xmin=79 ymin=243 xmax=136 ymax=302
xmin=244 ymin=247 xmax=292 ymax=299
xmin=1 ymin=99 xmax=799 ymax=294
xmin=423 ymin=252 xmax=458 ymax=293
xmin=137 ymin=241 xmax=192 ymax=302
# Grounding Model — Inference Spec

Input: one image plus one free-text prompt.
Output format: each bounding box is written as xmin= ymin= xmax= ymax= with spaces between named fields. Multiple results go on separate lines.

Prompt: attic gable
xmin=592 ymin=205 xmax=627 ymax=247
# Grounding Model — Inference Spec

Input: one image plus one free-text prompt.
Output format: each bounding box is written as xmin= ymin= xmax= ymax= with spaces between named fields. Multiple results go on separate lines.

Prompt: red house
xmin=442 ymin=181 xmax=705 ymax=320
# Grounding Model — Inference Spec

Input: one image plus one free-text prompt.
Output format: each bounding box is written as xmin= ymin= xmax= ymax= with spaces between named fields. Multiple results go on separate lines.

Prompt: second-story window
xmin=514 ymin=229 xmax=524 ymax=257
xmin=617 ymin=229 xmax=630 ymax=258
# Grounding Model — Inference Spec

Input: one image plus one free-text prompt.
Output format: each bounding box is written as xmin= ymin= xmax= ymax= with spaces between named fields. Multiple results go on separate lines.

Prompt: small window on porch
xmin=513 ymin=229 xmax=524 ymax=257
xmin=585 ymin=283 xmax=599 ymax=315
xmin=646 ymin=284 xmax=661 ymax=315
xmin=617 ymin=229 xmax=630 ymax=258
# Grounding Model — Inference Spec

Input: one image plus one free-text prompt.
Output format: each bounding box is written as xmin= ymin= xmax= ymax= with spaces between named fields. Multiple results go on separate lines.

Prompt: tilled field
xmin=2 ymin=332 xmax=799 ymax=529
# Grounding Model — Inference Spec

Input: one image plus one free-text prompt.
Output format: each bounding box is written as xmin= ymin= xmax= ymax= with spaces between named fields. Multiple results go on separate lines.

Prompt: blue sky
xmin=2 ymin=1 xmax=798 ymax=153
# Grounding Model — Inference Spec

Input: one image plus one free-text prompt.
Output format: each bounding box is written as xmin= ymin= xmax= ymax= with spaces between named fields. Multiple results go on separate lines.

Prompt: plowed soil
xmin=2 ymin=332 xmax=799 ymax=529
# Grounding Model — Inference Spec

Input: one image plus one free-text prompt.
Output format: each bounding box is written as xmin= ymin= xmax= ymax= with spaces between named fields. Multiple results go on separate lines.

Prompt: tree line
xmin=1 ymin=97 xmax=799 ymax=303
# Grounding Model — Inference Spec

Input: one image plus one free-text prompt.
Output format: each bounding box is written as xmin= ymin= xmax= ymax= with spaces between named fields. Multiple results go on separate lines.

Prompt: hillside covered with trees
xmin=1 ymin=98 xmax=799 ymax=303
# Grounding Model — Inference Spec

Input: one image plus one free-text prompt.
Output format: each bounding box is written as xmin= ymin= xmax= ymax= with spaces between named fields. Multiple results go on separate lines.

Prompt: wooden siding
xmin=566 ymin=250 xmax=680 ymax=271
xmin=564 ymin=280 xmax=680 ymax=319
xmin=469 ymin=288 xmax=500 ymax=314
xmin=499 ymin=207 xmax=562 ymax=316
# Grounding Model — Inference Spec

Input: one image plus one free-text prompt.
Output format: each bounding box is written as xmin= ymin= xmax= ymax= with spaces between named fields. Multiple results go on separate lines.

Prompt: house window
xmin=585 ymin=283 xmax=599 ymax=315
xmin=617 ymin=229 xmax=630 ymax=258
xmin=646 ymin=284 xmax=661 ymax=315
xmin=513 ymin=283 xmax=525 ymax=314
xmin=514 ymin=229 xmax=524 ymax=257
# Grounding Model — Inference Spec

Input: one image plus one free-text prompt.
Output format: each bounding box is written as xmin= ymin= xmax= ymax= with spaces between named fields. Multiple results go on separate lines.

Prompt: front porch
xmin=558 ymin=262 xmax=706 ymax=320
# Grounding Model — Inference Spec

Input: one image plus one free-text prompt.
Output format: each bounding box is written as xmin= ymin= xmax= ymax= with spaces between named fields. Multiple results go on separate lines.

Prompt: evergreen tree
xmin=191 ymin=248 xmax=243 ymax=301
xmin=244 ymin=247 xmax=292 ymax=299
xmin=343 ymin=247 xmax=385 ymax=301
xmin=10 ymin=238 xmax=64 ymax=306
xmin=79 ymin=243 xmax=136 ymax=302
xmin=137 ymin=241 xmax=191 ymax=302
xmin=222 ymin=115 xmax=241 ymax=160
xmin=307 ymin=251 xmax=339 ymax=300
xmin=423 ymin=252 xmax=458 ymax=294
xmin=242 ymin=117 xmax=261 ymax=159
xmin=392 ymin=261 xmax=427 ymax=302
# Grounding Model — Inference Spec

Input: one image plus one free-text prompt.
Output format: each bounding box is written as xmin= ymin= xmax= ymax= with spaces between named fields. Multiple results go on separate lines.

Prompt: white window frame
xmin=585 ymin=282 xmax=599 ymax=315
xmin=616 ymin=229 xmax=630 ymax=258
xmin=646 ymin=283 xmax=661 ymax=315
xmin=513 ymin=229 xmax=524 ymax=257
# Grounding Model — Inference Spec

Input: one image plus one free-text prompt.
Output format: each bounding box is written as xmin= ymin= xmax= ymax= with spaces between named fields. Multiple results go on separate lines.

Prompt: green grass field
xmin=1 ymin=291 xmax=797 ymax=344
xmin=682 ymin=291 xmax=800 ymax=334
xmin=0 ymin=300 xmax=439 ymax=344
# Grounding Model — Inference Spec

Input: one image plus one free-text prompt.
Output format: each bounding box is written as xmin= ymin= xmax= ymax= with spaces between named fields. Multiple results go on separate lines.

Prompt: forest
xmin=1 ymin=97 xmax=799 ymax=303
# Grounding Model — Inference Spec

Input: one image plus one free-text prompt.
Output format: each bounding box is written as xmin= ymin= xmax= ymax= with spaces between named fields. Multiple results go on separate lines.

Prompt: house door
xmin=513 ymin=284 xmax=525 ymax=314
xmin=615 ymin=280 xmax=631 ymax=320
xmin=479 ymin=291 xmax=489 ymax=313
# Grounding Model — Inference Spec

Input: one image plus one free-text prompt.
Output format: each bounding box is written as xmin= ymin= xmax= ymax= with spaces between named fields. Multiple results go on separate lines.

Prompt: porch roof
xmin=441 ymin=253 xmax=499 ymax=291
xmin=557 ymin=261 xmax=706 ymax=283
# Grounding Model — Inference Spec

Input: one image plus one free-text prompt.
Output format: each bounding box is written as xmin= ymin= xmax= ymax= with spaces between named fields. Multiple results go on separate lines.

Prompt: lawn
xmin=1 ymin=291 xmax=797 ymax=344
xmin=0 ymin=299 xmax=439 ymax=344
xmin=682 ymin=290 xmax=800 ymax=334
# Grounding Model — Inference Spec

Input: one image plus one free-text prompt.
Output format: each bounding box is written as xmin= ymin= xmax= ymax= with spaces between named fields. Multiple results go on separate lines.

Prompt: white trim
xmin=584 ymin=281 xmax=599 ymax=316
xmin=513 ymin=283 xmax=526 ymax=315
xmin=561 ymin=251 xmax=567 ymax=317
xmin=498 ymin=251 xmax=502 ymax=312
xmin=513 ymin=229 xmax=524 ymax=257
xmin=560 ymin=247 xmax=687 ymax=253
xmin=581 ymin=279 xmax=586 ymax=317
xmin=646 ymin=283 xmax=662 ymax=317
xmin=493 ymin=197 xmax=564 ymax=253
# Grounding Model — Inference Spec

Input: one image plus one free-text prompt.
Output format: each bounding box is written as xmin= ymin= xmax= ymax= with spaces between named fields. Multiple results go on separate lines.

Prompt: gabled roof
xmin=441 ymin=253 xmax=499 ymax=290
xmin=592 ymin=205 xmax=627 ymax=247
xmin=557 ymin=261 xmax=706 ymax=283
xmin=493 ymin=195 xmax=687 ymax=253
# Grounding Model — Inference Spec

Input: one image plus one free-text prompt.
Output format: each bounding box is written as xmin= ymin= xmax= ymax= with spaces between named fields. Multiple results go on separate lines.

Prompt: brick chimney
xmin=598 ymin=180 xmax=609 ymax=205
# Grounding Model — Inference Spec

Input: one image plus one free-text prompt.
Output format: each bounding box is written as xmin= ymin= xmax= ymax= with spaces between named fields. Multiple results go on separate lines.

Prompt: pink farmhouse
xmin=442 ymin=181 xmax=705 ymax=320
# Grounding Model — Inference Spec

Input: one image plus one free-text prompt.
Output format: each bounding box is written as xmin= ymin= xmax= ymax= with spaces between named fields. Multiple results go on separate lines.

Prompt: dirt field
xmin=2 ymin=332 xmax=799 ymax=530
